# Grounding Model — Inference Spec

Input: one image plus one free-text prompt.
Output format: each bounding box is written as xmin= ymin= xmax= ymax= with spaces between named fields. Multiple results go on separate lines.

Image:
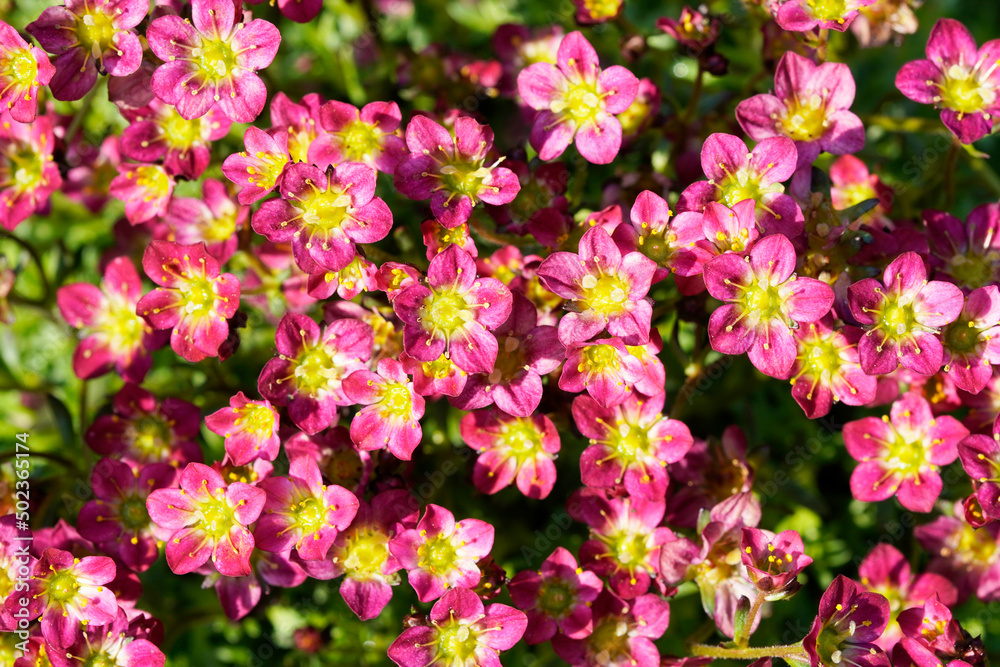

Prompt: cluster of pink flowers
xmin=3 ymin=0 xmax=1000 ymax=665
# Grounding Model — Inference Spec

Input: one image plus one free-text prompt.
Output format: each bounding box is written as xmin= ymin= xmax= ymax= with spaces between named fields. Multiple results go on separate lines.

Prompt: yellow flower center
xmin=183 ymin=275 xmax=219 ymax=316
xmin=119 ymin=496 xmax=150 ymax=532
xmin=436 ymin=622 xmax=480 ymax=663
xmin=807 ymin=0 xmax=849 ymax=21
xmin=537 ymin=578 xmax=576 ymax=617
xmin=341 ymin=526 xmax=391 ymax=578
xmin=337 ymin=120 xmax=382 ymax=162
xmin=295 ymin=497 xmax=327 ymax=535
xmin=582 ymin=274 xmax=629 ymax=317
xmin=195 ymin=38 xmax=238 ymax=80
xmin=301 ymin=187 xmax=352 ymax=232
xmin=938 ymin=65 xmax=995 ymax=115
xmin=47 ymin=570 xmax=79 ymax=604
xmin=379 ymin=383 xmax=412 ymax=418
xmin=77 ymin=11 xmax=118 ymax=59
xmin=0 ymin=48 xmax=38 ymax=90
xmin=948 ymin=252 xmax=999 ymax=289
xmin=132 ymin=165 xmax=171 ymax=196
xmin=580 ymin=343 xmax=620 ymax=373
xmin=418 ymin=534 xmax=459 ymax=573
xmin=96 ymin=291 xmax=148 ymax=356
xmin=293 ymin=344 xmax=339 ymax=396
xmin=879 ymin=300 xmax=916 ymax=339
xmin=582 ymin=0 xmax=620 ymax=20
xmin=161 ymin=108 xmax=204 ymax=150
xmin=555 ymin=82 xmax=603 ymax=122
xmin=588 ymin=616 xmax=632 ymax=662
xmin=422 ymin=288 xmax=472 ymax=337
xmin=198 ymin=494 xmax=237 ymax=539
xmin=782 ymin=96 xmax=828 ymax=142
xmin=236 ymin=403 xmax=276 ymax=436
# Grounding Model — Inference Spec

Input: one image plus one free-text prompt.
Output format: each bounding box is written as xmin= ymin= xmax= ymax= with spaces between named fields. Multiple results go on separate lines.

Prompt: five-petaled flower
xmin=205 ymin=391 xmax=281 ymax=465
xmin=0 ymin=20 xmax=55 ymax=122
xmin=803 ymin=575 xmax=891 ymax=667
xmin=741 ymin=527 xmax=813 ymax=600
xmin=343 ymin=357 xmax=426 ymax=460
xmin=518 ymin=31 xmax=638 ymax=164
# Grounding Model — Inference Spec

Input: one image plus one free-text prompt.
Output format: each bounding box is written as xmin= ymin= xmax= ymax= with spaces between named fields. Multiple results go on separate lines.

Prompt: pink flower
xmin=387 ymin=587 xmax=526 ymax=667
xmin=959 ymin=415 xmax=1000 ymax=523
xmin=459 ymin=408 xmax=561 ymax=499
xmin=49 ymin=607 xmax=165 ymax=667
xmin=306 ymin=252 xmax=377 ymax=300
xmin=389 ymin=504 xmax=494 ymax=602
xmin=803 ymin=575 xmax=890 ymax=667
xmin=269 ymin=92 xmax=327 ymax=163
xmin=569 ymin=489 xmax=674 ymax=599
xmin=421 ymin=219 xmax=478 ymax=261
xmin=119 ymin=99 xmax=232 ymax=179
xmin=0 ymin=516 xmax=35 ymax=632
xmin=14 ymin=548 xmax=117 ymax=648
xmin=108 ymin=163 xmax=174 ymax=224
xmin=787 ymin=315 xmax=877 ymax=419
xmin=27 ymin=0 xmax=145 ymax=101
xmin=940 ymin=286 xmax=1000 ymax=394
xmin=254 ymin=456 xmax=359 ymax=561
xmin=736 ymin=51 xmax=864 ymax=168
xmin=740 ymin=527 xmax=813 ymax=599
xmin=57 ymin=256 xmax=164 ymax=384
xmin=77 ymin=457 xmax=176 ymax=572
xmin=452 ymin=290 xmax=564 ymax=416
xmin=924 ymin=204 xmax=1000 ymax=290
xmin=205 ymin=392 xmax=281 ymax=466
xmin=657 ymin=7 xmax=721 ymax=51
xmin=146 ymin=0 xmax=280 ymax=122
xmin=612 ymin=190 xmax=708 ymax=284
xmin=552 ymin=590 xmax=670 ymax=667
xmin=314 ymin=100 xmax=407 ymax=173
xmin=393 ymin=245 xmax=513 ymax=374
xmin=0 ymin=21 xmax=55 ymax=122
xmin=895 ymin=19 xmax=1000 ymax=144
xmin=394 ymin=115 xmax=519 ymax=228
xmin=402 ymin=350 xmax=468 ymax=397
xmin=517 ymin=31 xmax=638 ymax=164
xmin=830 ymin=154 xmax=894 ymax=229
xmin=538 ymin=225 xmax=657 ymax=346
xmin=508 ymin=547 xmax=603 ymax=644
xmin=343 ymin=358 xmax=425 ymax=460
xmin=559 ymin=337 xmax=646 ymax=407
xmin=156 ymin=179 xmax=247 ymax=263
xmin=136 ymin=241 xmax=241 ymax=362
xmin=848 ymin=251 xmax=965 ymax=376
xmin=573 ymin=0 xmax=622 ymax=24
xmin=257 ymin=312 xmax=373 ymax=434
xmin=776 ymin=0 xmax=876 ymax=33
xmin=844 ymin=393 xmax=968 ymax=512
xmin=252 ymin=162 xmax=393 ymax=274
xmin=705 ymin=233 xmax=835 ymax=378
xmin=301 ymin=489 xmax=418 ymax=620
xmin=915 ymin=512 xmax=1000 ymax=603
xmin=146 ymin=461 xmax=266 ymax=576
xmin=0 ymin=111 xmax=62 ymax=230
xmin=574 ymin=392 xmax=693 ymax=501
xmin=84 ymin=383 xmax=203 ymax=467
xmin=679 ymin=133 xmax=802 ymax=238
xmin=221 ymin=126 xmax=291 ymax=205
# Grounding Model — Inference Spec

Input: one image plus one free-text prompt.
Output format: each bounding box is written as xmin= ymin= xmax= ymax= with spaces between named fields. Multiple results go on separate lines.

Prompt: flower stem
xmin=735 ymin=593 xmax=767 ymax=647
xmin=689 ymin=642 xmax=805 ymax=660
xmin=943 ymin=140 xmax=959 ymax=209
xmin=683 ymin=65 xmax=705 ymax=125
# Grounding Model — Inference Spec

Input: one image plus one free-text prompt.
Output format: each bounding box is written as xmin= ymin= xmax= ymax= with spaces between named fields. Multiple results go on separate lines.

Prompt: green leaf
xmin=46 ymin=393 xmax=75 ymax=448
xmin=837 ymin=198 xmax=880 ymax=223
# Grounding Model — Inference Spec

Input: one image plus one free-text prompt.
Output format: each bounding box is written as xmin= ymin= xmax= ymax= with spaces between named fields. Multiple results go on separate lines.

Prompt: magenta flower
xmin=740 ymin=527 xmax=813 ymax=599
xmin=0 ymin=111 xmax=62 ymax=230
xmin=157 ymin=178 xmax=247 ymax=263
xmin=393 ymin=245 xmax=513 ymax=374
xmin=695 ymin=200 xmax=761 ymax=260
xmin=255 ymin=456 xmax=359 ymax=561
xmin=848 ymin=251 xmax=965 ymax=376
xmin=517 ymin=31 xmax=638 ymax=164
xmin=657 ymin=7 xmax=721 ymax=51
xmin=940 ymin=286 xmax=1000 ymax=394
xmin=452 ymin=290 xmax=564 ymax=416
xmin=343 ymin=358 xmax=425 ymax=460
xmin=959 ymin=415 xmax=1000 ymax=523
xmin=508 ymin=547 xmax=603 ymax=644
xmin=136 ymin=241 xmax=240 ymax=362
xmin=119 ymin=99 xmax=231 ymax=179
xmin=573 ymin=0 xmax=622 ymax=24
xmin=57 ymin=255 xmax=164 ymax=384
xmin=15 ymin=548 xmax=117 ymax=648
xmin=389 ymin=504 xmax=494 ymax=602
xmin=77 ymin=457 xmax=176 ymax=572
xmin=916 ymin=513 xmax=1000 ymax=603
xmin=559 ymin=337 xmax=645 ymax=408
xmin=313 ymin=100 xmax=407 ymax=173
xmin=146 ymin=461 xmax=266 ymax=576
xmin=776 ymin=0 xmax=875 ymax=33
xmin=221 ymin=126 xmax=291 ymax=205
xmin=570 ymin=489 xmax=674 ymax=599
xmin=0 ymin=516 xmax=35 ymax=632
xmin=258 ymin=312 xmax=373 ymax=434
xmin=421 ymin=219 xmax=478 ymax=261
xmin=552 ymin=590 xmax=671 ymax=667
xmin=302 ymin=489 xmax=418 ymax=621
xmin=50 ymin=607 xmax=165 ymax=667
xmin=736 ymin=51 xmax=865 ymax=168
xmin=26 ymin=0 xmax=145 ymax=101
xmin=205 ymin=392 xmax=281 ymax=466
xmin=252 ymin=161 xmax=393 ymax=274
xmin=705 ymin=233 xmax=835 ymax=378
xmin=830 ymin=154 xmax=894 ymax=229
xmin=895 ymin=19 xmax=1000 ymax=144
xmin=844 ymin=393 xmax=968 ymax=512
xmin=574 ymin=392 xmax=693 ymax=501
xmin=306 ymin=252 xmax=377 ymax=300
xmin=803 ymin=575 xmax=891 ymax=667
xmin=394 ymin=115 xmax=519 ymax=228
xmin=387 ymin=587 xmax=526 ymax=667
xmin=894 ymin=599 xmax=969 ymax=667
xmin=459 ymin=408 xmax=561 ymax=499
xmin=612 ymin=190 xmax=708 ymax=283
xmin=538 ymin=225 xmax=657 ymax=346
xmin=147 ymin=0 xmax=279 ymax=121
xmin=84 ymin=383 xmax=203 ymax=467
xmin=788 ymin=315 xmax=877 ymax=419
xmin=0 ymin=21 xmax=55 ymax=122
xmin=108 ymin=163 xmax=174 ymax=225
xmin=924 ymin=204 xmax=1000 ymax=290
